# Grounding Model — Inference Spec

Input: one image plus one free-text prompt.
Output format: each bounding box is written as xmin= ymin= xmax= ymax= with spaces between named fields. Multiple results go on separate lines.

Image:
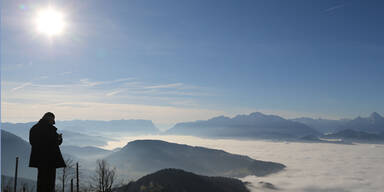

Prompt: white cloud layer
xmin=102 ymin=135 xmax=384 ymax=192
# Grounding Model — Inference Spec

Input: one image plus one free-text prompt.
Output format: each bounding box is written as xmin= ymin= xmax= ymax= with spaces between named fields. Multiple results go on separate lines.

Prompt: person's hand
xmin=58 ymin=133 xmax=63 ymax=145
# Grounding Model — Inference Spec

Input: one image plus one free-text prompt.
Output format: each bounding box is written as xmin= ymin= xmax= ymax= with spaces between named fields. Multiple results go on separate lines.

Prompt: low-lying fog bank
xmin=104 ymin=135 xmax=384 ymax=192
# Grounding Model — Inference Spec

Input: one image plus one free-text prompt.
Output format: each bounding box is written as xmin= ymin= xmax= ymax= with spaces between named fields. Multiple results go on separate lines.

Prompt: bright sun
xmin=35 ymin=7 xmax=66 ymax=36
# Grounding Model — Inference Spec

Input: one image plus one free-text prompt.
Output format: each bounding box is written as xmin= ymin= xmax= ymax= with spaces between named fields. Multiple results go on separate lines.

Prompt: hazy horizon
xmin=2 ymin=110 xmax=381 ymax=129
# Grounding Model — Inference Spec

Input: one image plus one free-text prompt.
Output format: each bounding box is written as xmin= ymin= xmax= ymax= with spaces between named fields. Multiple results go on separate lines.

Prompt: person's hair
xmin=41 ymin=112 xmax=55 ymax=120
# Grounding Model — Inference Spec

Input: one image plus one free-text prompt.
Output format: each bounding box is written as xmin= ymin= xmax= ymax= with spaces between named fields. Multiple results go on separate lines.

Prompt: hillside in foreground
xmin=114 ymin=168 xmax=249 ymax=192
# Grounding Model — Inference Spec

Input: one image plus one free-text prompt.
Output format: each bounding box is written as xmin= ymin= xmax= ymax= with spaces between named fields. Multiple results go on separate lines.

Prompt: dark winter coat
xmin=29 ymin=120 xmax=66 ymax=168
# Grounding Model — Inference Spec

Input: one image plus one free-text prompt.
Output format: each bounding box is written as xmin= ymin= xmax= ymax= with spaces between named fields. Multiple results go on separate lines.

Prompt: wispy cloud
xmin=32 ymin=83 xmax=73 ymax=88
xmin=145 ymin=83 xmax=183 ymax=89
xmin=3 ymin=77 xmax=215 ymax=125
xmin=106 ymin=89 xmax=125 ymax=96
xmin=11 ymin=82 xmax=32 ymax=92
xmin=80 ymin=78 xmax=134 ymax=87
xmin=324 ymin=4 xmax=345 ymax=12
xmin=8 ymin=77 xmax=135 ymax=91
xmin=79 ymin=79 xmax=105 ymax=87
xmin=60 ymin=72 xmax=73 ymax=76
xmin=5 ymin=78 xmax=207 ymax=99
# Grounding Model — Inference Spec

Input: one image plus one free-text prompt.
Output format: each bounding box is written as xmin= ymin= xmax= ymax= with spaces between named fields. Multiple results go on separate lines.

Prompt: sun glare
xmin=35 ymin=7 xmax=65 ymax=36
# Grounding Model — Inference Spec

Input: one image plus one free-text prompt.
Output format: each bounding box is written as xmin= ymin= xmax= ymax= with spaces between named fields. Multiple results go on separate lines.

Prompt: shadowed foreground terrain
xmin=114 ymin=169 xmax=249 ymax=192
xmin=1 ymin=130 xmax=37 ymax=180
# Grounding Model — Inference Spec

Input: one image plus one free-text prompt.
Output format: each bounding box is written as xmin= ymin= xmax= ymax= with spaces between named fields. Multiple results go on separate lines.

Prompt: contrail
xmin=324 ymin=4 xmax=345 ymax=12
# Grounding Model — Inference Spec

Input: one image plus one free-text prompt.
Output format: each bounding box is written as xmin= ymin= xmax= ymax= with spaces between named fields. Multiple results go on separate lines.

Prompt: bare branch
xmin=90 ymin=160 xmax=116 ymax=192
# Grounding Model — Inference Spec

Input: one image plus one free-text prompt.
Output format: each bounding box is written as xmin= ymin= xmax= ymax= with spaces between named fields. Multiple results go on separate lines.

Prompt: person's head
xmin=41 ymin=112 xmax=55 ymax=125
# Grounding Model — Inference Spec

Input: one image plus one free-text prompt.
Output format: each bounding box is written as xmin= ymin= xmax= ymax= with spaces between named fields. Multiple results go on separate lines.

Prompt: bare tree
xmin=21 ymin=183 xmax=35 ymax=192
xmin=4 ymin=179 xmax=12 ymax=192
xmin=58 ymin=158 xmax=75 ymax=192
xmin=91 ymin=160 xmax=116 ymax=192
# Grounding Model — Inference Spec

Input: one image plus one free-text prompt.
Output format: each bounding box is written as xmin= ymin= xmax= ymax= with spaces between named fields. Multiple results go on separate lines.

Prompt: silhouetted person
xmin=29 ymin=112 xmax=66 ymax=192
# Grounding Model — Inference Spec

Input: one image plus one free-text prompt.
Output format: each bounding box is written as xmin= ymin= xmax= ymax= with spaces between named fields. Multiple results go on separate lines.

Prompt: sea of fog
xmin=103 ymin=135 xmax=384 ymax=192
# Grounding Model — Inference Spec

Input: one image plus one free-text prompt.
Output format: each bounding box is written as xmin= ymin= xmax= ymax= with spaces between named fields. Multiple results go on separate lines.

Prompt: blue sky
xmin=1 ymin=0 xmax=384 ymax=127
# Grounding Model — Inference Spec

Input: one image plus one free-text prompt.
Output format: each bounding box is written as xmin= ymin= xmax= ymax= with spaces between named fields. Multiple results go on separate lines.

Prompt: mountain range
xmin=167 ymin=112 xmax=320 ymax=139
xmin=2 ymin=112 xmax=383 ymax=145
xmin=291 ymin=118 xmax=348 ymax=133
xmin=293 ymin=112 xmax=384 ymax=134
xmin=2 ymin=119 xmax=159 ymax=147
xmin=56 ymin=119 xmax=159 ymax=135
xmin=322 ymin=129 xmax=384 ymax=142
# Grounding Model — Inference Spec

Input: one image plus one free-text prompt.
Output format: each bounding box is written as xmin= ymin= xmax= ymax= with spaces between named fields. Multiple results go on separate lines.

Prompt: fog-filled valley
xmin=3 ymin=132 xmax=384 ymax=192
xmin=124 ymin=135 xmax=383 ymax=192
xmin=2 ymin=112 xmax=384 ymax=191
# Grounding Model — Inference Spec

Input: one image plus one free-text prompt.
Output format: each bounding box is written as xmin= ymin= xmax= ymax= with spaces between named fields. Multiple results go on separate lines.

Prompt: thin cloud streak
xmin=106 ymin=89 xmax=125 ymax=96
xmin=60 ymin=71 xmax=73 ymax=76
xmin=7 ymin=77 xmax=136 ymax=91
xmin=324 ymin=4 xmax=345 ymax=12
xmin=2 ymin=77 xmax=214 ymax=124
xmin=11 ymin=82 xmax=32 ymax=92
xmin=145 ymin=83 xmax=184 ymax=89
xmin=79 ymin=78 xmax=135 ymax=87
xmin=5 ymin=76 xmax=208 ymax=101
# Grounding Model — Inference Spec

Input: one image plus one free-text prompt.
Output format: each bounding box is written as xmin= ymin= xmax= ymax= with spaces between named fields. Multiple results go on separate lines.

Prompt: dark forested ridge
xmin=114 ymin=169 xmax=249 ymax=192
xmin=106 ymin=140 xmax=285 ymax=179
